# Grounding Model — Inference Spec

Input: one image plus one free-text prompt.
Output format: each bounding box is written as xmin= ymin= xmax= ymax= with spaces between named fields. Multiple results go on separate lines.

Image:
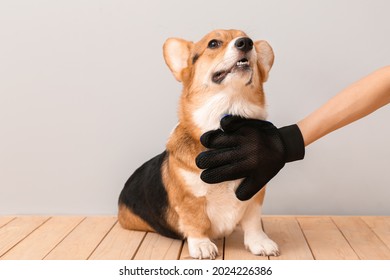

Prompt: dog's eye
xmin=208 ymin=39 xmax=222 ymax=49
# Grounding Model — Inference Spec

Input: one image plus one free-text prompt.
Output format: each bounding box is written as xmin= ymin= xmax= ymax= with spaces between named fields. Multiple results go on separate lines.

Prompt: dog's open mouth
xmin=212 ymin=58 xmax=251 ymax=84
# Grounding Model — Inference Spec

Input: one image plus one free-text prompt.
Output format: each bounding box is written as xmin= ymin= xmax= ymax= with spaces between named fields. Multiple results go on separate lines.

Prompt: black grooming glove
xmin=196 ymin=115 xmax=305 ymax=201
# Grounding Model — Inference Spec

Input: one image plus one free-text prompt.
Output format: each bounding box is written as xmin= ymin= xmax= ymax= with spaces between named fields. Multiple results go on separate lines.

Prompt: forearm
xmin=297 ymin=66 xmax=390 ymax=146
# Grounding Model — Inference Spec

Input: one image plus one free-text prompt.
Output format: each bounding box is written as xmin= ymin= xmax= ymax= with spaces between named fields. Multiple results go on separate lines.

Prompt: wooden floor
xmin=0 ymin=216 xmax=389 ymax=260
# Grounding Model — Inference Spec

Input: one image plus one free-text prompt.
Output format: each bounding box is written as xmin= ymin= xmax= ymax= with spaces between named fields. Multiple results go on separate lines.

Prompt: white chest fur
xmin=180 ymin=168 xmax=249 ymax=238
xmin=192 ymin=89 xmax=267 ymax=134
xmin=184 ymin=88 xmax=267 ymax=238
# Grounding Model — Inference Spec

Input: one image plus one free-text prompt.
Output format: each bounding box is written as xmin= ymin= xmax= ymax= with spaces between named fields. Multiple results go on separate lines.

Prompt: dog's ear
xmin=163 ymin=38 xmax=193 ymax=82
xmin=254 ymin=40 xmax=274 ymax=82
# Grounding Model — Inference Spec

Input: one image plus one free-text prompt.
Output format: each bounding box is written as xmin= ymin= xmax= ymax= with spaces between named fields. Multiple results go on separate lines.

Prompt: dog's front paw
xmin=245 ymin=235 xmax=280 ymax=256
xmin=187 ymin=237 xmax=218 ymax=260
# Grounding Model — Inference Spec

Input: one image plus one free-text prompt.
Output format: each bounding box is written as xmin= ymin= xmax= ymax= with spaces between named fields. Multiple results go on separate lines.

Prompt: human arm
xmin=298 ymin=66 xmax=390 ymax=146
xmin=196 ymin=66 xmax=390 ymax=200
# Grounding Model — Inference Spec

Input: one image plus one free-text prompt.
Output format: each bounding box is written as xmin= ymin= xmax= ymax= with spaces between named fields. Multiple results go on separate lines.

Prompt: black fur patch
xmin=118 ymin=151 xmax=183 ymax=240
xmin=192 ymin=53 xmax=199 ymax=64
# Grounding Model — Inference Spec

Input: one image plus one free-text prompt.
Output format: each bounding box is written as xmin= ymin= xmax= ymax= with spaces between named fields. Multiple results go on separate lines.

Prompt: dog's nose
xmin=234 ymin=37 xmax=253 ymax=52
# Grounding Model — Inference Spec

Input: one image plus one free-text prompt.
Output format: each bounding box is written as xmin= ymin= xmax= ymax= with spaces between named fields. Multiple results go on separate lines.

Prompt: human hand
xmin=196 ymin=115 xmax=305 ymax=200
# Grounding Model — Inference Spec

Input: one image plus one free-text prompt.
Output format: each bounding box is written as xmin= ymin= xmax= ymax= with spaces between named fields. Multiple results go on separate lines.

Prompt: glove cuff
xmin=278 ymin=124 xmax=305 ymax=163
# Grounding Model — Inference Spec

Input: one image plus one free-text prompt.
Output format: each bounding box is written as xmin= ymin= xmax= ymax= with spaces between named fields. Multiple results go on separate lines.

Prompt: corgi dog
xmin=118 ymin=29 xmax=279 ymax=259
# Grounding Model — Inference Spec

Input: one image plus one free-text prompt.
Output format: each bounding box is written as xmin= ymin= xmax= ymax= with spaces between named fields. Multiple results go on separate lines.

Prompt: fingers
xmin=200 ymin=116 xmax=276 ymax=148
xmin=235 ymin=176 xmax=266 ymax=201
xmin=200 ymin=129 xmax=239 ymax=149
xmin=196 ymin=148 xmax=243 ymax=169
xmin=220 ymin=115 xmax=249 ymax=132
xmin=200 ymin=129 xmax=223 ymax=148
xmin=200 ymin=163 xmax=250 ymax=184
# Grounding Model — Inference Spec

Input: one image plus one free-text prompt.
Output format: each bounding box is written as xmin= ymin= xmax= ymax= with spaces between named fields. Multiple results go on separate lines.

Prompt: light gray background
xmin=1 ymin=0 xmax=389 ymax=215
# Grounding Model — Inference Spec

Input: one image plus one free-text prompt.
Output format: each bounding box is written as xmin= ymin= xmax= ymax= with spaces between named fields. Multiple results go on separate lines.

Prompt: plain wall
xmin=1 ymin=0 xmax=389 ymax=215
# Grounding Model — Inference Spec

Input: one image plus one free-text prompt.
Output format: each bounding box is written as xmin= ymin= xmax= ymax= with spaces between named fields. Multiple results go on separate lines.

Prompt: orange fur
xmin=163 ymin=29 xmax=271 ymax=239
xmin=120 ymin=29 xmax=278 ymax=258
xmin=118 ymin=204 xmax=154 ymax=232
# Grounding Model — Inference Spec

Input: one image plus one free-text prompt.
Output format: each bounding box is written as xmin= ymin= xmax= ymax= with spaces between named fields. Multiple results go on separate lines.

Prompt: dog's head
xmin=163 ymin=29 xmax=274 ymax=135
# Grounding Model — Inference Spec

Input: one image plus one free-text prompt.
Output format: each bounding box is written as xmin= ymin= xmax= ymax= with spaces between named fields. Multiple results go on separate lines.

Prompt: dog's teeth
xmin=236 ymin=60 xmax=249 ymax=66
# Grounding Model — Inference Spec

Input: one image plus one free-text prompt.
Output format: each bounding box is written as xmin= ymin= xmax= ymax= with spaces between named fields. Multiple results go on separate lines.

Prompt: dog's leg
xmin=240 ymin=197 xmax=279 ymax=256
xmin=177 ymin=195 xmax=219 ymax=259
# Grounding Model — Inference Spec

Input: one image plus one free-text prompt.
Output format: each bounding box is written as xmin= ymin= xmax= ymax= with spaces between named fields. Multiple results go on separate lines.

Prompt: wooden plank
xmin=133 ymin=232 xmax=183 ymax=260
xmin=362 ymin=216 xmax=390 ymax=249
xmin=224 ymin=229 xmax=268 ymax=260
xmin=0 ymin=217 xmax=15 ymax=228
xmin=1 ymin=216 xmax=387 ymax=260
xmin=297 ymin=216 xmax=358 ymax=260
xmin=89 ymin=222 xmax=146 ymax=260
xmin=179 ymin=238 xmax=224 ymax=260
xmin=0 ymin=216 xmax=50 ymax=257
xmin=1 ymin=216 xmax=84 ymax=260
xmin=44 ymin=216 xmax=117 ymax=260
xmin=332 ymin=216 xmax=390 ymax=260
xmin=263 ymin=217 xmax=313 ymax=260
